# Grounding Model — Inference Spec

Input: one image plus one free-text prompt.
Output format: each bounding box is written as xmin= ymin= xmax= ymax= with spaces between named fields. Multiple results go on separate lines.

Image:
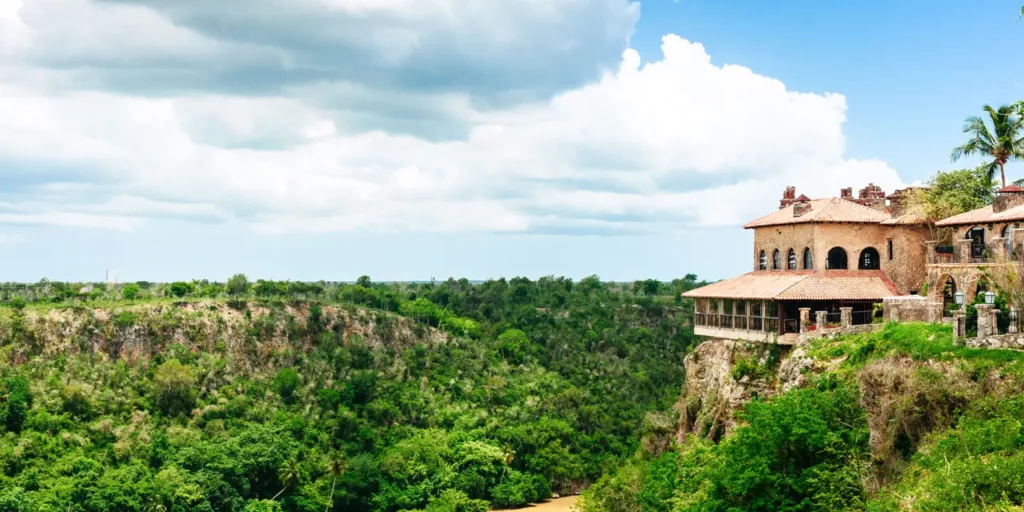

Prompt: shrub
xmin=490 ymin=470 xmax=549 ymax=507
xmin=495 ymin=329 xmax=531 ymax=364
xmin=7 ymin=296 xmax=26 ymax=310
xmin=424 ymin=489 xmax=488 ymax=512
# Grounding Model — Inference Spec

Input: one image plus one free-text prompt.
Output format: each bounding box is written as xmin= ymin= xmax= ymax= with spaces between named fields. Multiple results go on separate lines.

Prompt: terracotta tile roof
xmin=934 ymin=204 xmax=1024 ymax=226
xmin=681 ymin=270 xmax=901 ymax=301
xmin=880 ymin=212 xmax=929 ymax=225
xmin=999 ymin=185 xmax=1024 ymax=193
xmin=743 ymin=198 xmax=892 ymax=229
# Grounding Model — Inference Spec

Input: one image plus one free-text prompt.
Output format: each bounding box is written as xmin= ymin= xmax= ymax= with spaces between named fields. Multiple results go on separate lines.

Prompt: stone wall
xmin=965 ymin=334 xmax=1024 ymax=350
xmin=883 ymin=295 xmax=942 ymax=323
xmin=752 ymin=222 xmax=929 ymax=294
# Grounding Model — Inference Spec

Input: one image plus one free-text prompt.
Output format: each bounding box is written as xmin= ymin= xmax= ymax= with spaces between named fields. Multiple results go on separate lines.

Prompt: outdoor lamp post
xmin=955 ymin=291 xmax=965 ymax=308
xmin=985 ymin=291 xmax=996 ymax=305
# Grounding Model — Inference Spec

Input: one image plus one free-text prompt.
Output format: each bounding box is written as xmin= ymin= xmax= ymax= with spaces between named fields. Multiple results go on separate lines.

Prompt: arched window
xmin=758 ymin=251 xmax=767 ymax=270
xmin=802 ymin=248 xmax=813 ymax=270
xmin=787 ymin=249 xmax=797 ymax=270
xmin=827 ymin=247 xmax=848 ymax=270
xmin=1003 ymin=225 xmax=1013 ymax=254
xmin=772 ymin=249 xmax=781 ymax=270
xmin=859 ymin=247 xmax=880 ymax=270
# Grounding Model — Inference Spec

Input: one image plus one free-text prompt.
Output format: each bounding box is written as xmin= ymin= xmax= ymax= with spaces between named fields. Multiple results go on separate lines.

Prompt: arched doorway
xmin=827 ymin=247 xmax=848 ymax=270
xmin=967 ymin=226 xmax=986 ymax=262
xmin=859 ymin=248 xmax=881 ymax=270
xmin=941 ymin=275 xmax=957 ymax=315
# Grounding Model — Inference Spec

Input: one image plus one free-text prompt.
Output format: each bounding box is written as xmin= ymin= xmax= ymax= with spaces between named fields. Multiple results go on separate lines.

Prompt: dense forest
xmin=0 ymin=275 xmax=705 ymax=511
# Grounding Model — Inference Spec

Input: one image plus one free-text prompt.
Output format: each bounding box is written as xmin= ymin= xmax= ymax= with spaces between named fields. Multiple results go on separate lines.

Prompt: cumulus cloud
xmin=0 ymin=0 xmax=903 ymax=236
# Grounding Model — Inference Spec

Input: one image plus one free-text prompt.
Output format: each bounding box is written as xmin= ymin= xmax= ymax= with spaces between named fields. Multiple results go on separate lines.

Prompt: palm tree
xmin=951 ymin=104 xmax=1024 ymax=188
xmin=272 ymin=459 xmax=302 ymax=501
xmin=324 ymin=452 xmax=349 ymax=512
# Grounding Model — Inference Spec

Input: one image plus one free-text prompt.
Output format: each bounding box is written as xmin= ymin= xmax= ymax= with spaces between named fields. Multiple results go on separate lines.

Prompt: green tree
xmin=951 ymin=104 xmax=1024 ymax=188
xmin=227 ymin=273 xmax=250 ymax=297
xmin=324 ymin=452 xmax=348 ymax=512
xmin=0 ymin=376 xmax=31 ymax=433
xmin=153 ymin=359 xmax=197 ymax=416
xmin=121 ymin=283 xmax=141 ymax=300
xmin=169 ymin=281 xmax=194 ymax=298
xmin=907 ymin=166 xmax=996 ymax=241
xmin=272 ymin=368 xmax=301 ymax=404
xmin=273 ymin=459 xmax=302 ymax=500
xmin=356 ymin=275 xmax=372 ymax=288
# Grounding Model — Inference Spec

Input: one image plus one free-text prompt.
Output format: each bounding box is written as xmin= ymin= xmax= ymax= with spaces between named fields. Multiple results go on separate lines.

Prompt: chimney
xmin=994 ymin=185 xmax=1024 ymax=213
xmin=857 ymin=183 xmax=888 ymax=211
xmin=779 ymin=186 xmax=797 ymax=209
xmin=793 ymin=195 xmax=812 ymax=217
xmin=840 ymin=187 xmax=853 ymax=200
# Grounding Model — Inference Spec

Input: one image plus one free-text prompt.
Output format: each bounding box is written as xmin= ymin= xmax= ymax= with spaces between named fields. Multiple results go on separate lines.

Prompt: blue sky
xmin=0 ymin=0 xmax=1022 ymax=283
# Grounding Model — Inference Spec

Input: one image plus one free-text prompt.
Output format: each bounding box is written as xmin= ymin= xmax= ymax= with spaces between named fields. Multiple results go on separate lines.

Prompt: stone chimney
xmin=994 ymin=185 xmax=1024 ymax=213
xmin=857 ymin=183 xmax=887 ymax=211
xmin=793 ymin=195 xmax=812 ymax=217
xmin=840 ymin=187 xmax=853 ymax=200
xmin=779 ymin=186 xmax=797 ymax=209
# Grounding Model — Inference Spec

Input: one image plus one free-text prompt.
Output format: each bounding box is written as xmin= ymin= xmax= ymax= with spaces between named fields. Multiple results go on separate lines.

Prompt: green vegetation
xmin=581 ymin=323 xmax=1024 ymax=512
xmin=951 ymin=104 xmax=1024 ymax=188
xmin=0 ymin=275 xmax=705 ymax=511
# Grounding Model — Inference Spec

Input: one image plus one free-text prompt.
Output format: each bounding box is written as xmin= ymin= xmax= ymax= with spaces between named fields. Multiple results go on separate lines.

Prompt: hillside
xmin=579 ymin=323 xmax=1024 ymax=512
xmin=0 ymin=277 xmax=699 ymax=512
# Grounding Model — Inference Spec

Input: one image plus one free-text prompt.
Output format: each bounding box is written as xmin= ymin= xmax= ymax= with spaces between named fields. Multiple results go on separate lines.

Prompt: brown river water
xmin=492 ymin=496 xmax=578 ymax=512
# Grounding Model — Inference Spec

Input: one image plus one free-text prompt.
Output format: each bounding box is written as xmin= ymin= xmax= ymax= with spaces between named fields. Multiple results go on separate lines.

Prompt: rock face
xmin=675 ymin=338 xmax=808 ymax=442
xmin=0 ymin=301 xmax=448 ymax=368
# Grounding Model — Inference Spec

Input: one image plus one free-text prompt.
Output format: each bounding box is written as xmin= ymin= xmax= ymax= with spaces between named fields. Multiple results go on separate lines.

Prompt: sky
xmin=1 ymin=0 xmax=1023 ymax=283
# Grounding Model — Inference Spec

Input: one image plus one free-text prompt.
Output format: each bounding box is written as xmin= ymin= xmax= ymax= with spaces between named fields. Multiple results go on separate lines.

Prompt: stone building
xmin=683 ymin=184 xmax=931 ymax=344
xmin=926 ymin=185 xmax=1024 ymax=311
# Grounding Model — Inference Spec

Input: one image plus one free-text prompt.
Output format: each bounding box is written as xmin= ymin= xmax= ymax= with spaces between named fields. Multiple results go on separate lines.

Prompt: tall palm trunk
xmin=1000 ymin=162 xmax=1007 ymax=188
xmin=272 ymin=486 xmax=287 ymax=501
xmin=325 ymin=477 xmax=337 ymax=512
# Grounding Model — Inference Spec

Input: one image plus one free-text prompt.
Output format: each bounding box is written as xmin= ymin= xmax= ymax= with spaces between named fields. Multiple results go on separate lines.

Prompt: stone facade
xmin=753 ymin=222 xmax=929 ymax=294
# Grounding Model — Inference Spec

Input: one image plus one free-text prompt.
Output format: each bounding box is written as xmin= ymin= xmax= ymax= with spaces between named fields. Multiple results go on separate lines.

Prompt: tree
xmin=324 ymin=452 xmax=348 ymax=512
xmin=227 ymin=273 xmax=250 ymax=297
xmin=951 ymin=104 xmax=1024 ymax=188
xmin=272 ymin=368 xmax=300 ymax=404
xmin=169 ymin=281 xmax=194 ymax=298
xmin=7 ymin=296 xmax=26 ymax=310
xmin=272 ymin=459 xmax=302 ymax=500
xmin=356 ymin=275 xmax=372 ymax=288
xmin=905 ymin=166 xmax=996 ymax=241
xmin=153 ymin=359 xmax=197 ymax=416
xmin=121 ymin=283 xmax=141 ymax=301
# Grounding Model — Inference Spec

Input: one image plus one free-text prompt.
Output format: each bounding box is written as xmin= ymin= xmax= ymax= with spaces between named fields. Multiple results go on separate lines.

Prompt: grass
xmin=808 ymin=322 xmax=1024 ymax=372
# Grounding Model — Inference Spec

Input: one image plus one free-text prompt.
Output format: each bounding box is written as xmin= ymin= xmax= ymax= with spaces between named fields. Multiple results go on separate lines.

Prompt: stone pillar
xmin=956 ymin=238 xmax=972 ymax=263
xmin=925 ymin=240 xmax=937 ymax=264
xmin=816 ymin=311 xmax=826 ymax=331
xmin=952 ymin=309 xmax=965 ymax=339
xmin=840 ymin=307 xmax=853 ymax=329
xmin=976 ymin=304 xmax=994 ymax=337
xmin=889 ymin=304 xmax=901 ymax=323
xmin=799 ymin=308 xmax=811 ymax=334
xmin=993 ymin=308 xmax=1000 ymax=336
xmin=991 ymin=237 xmax=1008 ymax=259
xmin=1011 ymin=307 xmax=1019 ymax=334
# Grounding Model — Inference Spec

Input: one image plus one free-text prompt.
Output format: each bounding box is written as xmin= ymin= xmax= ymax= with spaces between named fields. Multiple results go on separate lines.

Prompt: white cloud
xmin=0 ymin=0 xmax=903 ymax=236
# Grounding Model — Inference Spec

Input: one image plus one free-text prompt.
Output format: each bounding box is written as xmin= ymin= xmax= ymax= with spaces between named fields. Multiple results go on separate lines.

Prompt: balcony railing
xmin=695 ymin=312 xmax=775 ymax=333
xmin=934 ymin=245 xmax=957 ymax=263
